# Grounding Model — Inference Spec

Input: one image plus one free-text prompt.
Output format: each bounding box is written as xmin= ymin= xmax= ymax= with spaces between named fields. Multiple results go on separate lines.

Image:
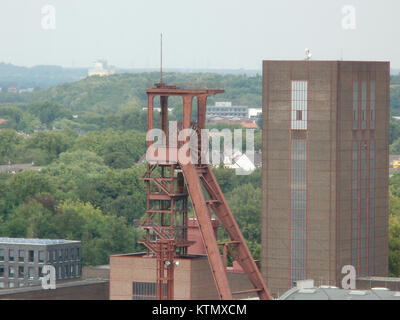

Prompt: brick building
xmin=261 ymin=61 xmax=390 ymax=297
xmin=109 ymin=219 xmax=255 ymax=300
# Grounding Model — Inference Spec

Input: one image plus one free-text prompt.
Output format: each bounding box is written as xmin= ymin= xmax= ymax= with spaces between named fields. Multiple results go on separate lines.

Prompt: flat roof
xmin=0 ymin=238 xmax=80 ymax=246
xmin=357 ymin=276 xmax=400 ymax=283
xmin=279 ymin=287 xmax=400 ymax=300
xmin=110 ymin=252 xmax=207 ymax=260
xmin=0 ymin=279 xmax=107 ymax=296
xmin=263 ymin=59 xmax=390 ymax=63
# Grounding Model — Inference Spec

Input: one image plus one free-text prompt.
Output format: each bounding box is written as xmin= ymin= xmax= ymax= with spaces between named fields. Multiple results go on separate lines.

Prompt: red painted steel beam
xmin=201 ymin=166 xmax=273 ymax=300
xmin=180 ymin=162 xmax=233 ymax=300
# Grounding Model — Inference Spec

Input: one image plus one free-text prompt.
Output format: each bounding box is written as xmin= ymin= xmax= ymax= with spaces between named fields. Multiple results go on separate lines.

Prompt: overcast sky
xmin=0 ymin=0 xmax=399 ymax=69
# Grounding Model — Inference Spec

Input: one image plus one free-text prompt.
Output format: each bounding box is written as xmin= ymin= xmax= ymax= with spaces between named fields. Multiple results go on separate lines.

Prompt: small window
xmin=8 ymin=282 xmax=14 ymax=288
xmin=133 ymin=282 xmax=166 ymax=300
xmin=58 ymin=266 xmax=62 ymax=280
xmin=38 ymin=267 xmax=43 ymax=278
xmin=28 ymin=267 xmax=34 ymax=279
xmin=0 ymin=249 xmax=4 ymax=261
xmin=296 ymin=110 xmax=303 ymax=121
xmin=28 ymin=250 xmax=34 ymax=263
xmin=9 ymin=249 xmax=14 ymax=262
xmin=9 ymin=266 xmax=14 ymax=278
xmin=18 ymin=250 xmax=25 ymax=262
xmin=0 ymin=282 xmax=4 ymax=288
xmin=18 ymin=266 xmax=24 ymax=279
xmin=0 ymin=265 xmax=4 ymax=277
xmin=38 ymin=251 xmax=45 ymax=263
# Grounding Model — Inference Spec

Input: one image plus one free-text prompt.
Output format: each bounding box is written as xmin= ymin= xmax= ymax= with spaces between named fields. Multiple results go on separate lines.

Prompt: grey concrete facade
xmin=0 ymin=238 xmax=81 ymax=289
xmin=261 ymin=61 xmax=390 ymax=298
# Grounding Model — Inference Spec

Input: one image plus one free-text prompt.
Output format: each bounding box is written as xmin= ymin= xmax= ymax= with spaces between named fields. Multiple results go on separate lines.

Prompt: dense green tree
xmin=73 ymin=129 xmax=146 ymax=165
xmin=0 ymin=129 xmax=24 ymax=164
xmin=0 ymin=199 xmax=54 ymax=238
xmin=389 ymin=214 xmax=400 ymax=276
xmin=0 ymin=106 xmax=23 ymax=129
xmin=24 ymin=130 xmax=77 ymax=164
xmin=227 ymin=183 xmax=261 ymax=244
xmin=390 ymin=119 xmax=400 ymax=145
xmin=29 ymin=101 xmax=72 ymax=127
xmin=75 ymin=166 xmax=146 ymax=223
xmin=7 ymin=170 xmax=54 ymax=206
xmin=104 ymin=152 xmax=134 ymax=169
xmin=42 ymin=150 xmax=108 ymax=199
xmin=56 ymin=200 xmax=139 ymax=266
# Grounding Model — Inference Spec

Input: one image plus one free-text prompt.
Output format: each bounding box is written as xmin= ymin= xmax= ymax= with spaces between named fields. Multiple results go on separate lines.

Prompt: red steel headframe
xmin=142 ymin=82 xmax=272 ymax=300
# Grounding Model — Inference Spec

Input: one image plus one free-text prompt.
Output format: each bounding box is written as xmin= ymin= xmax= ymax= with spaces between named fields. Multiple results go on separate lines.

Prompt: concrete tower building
xmin=261 ymin=61 xmax=390 ymax=297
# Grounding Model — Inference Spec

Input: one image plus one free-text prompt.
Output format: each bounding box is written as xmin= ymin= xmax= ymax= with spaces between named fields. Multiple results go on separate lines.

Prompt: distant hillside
xmin=32 ymin=72 xmax=263 ymax=114
xmin=0 ymin=63 xmax=88 ymax=89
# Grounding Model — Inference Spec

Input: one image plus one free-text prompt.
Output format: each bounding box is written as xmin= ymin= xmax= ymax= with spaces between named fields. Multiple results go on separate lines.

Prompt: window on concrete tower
xmin=291 ymin=81 xmax=308 ymax=130
xmin=370 ymin=82 xmax=376 ymax=129
xmin=290 ymin=140 xmax=307 ymax=282
xmin=353 ymin=82 xmax=359 ymax=129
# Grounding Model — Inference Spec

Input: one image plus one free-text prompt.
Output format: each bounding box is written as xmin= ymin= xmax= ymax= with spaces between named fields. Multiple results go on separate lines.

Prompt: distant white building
xmin=207 ymin=102 xmax=249 ymax=119
xmin=223 ymin=150 xmax=256 ymax=173
xmin=19 ymin=88 xmax=34 ymax=94
xmin=248 ymin=108 xmax=262 ymax=119
xmin=88 ymin=60 xmax=116 ymax=77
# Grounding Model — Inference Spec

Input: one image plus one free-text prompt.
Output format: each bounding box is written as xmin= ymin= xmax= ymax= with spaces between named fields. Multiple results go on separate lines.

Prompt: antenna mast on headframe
xmin=160 ymin=33 xmax=163 ymax=84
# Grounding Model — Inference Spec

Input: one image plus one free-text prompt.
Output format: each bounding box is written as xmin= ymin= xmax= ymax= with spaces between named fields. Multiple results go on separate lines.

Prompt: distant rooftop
xmin=0 ymin=238 xmax=80 ymax=246
xmin=279 ymin=286 xmax=400 ymax=300
xmin=357 ymin=276 xmax=400 ymax=283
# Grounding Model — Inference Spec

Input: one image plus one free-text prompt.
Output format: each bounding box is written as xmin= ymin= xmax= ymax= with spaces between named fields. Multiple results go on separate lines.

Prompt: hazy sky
xmin=0 ymin=0 xmax=399 ymax=69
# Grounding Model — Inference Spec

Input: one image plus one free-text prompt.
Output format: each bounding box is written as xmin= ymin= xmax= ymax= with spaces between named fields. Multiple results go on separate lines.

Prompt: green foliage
xmin=391 ymin=86 xmax=400 ymax=116
xmin=29 ymin=101 xmax=72 ymax=127
xmin=0 ymin=129 xmax=24 ymax=163
xmin=7 ymin=171 xmax=53 ymax=207
xmin=24 ymin=130 xmax=77 ymax=165
xmin=389 ymin=173 xmax=400 ymax=276
xmin=390 ymin=119 xmax=400 ymax=145
xmin=226 ymin=183 xmax=261 ymax=243
xmin=389 ymin=214 xmax=400 ymax=276
xmin=56 ymin=200 xmax=139 ymax=266
xmin=73 ymin=129 xmax=146 ymax=167
xmin=0 ymin=196 xmax=139 ymax=266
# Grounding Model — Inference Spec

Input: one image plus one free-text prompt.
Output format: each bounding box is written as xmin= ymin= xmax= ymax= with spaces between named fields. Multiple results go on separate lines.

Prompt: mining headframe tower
xmin=140 ymin=80 xmax=272 ymax=300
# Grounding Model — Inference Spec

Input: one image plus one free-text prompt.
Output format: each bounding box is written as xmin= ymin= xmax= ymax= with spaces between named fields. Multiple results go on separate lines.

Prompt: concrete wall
xmin=261 ymin=60 xmax=389 ymax=298
xmin=82 ymin=266 xmax=109 ymax=280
